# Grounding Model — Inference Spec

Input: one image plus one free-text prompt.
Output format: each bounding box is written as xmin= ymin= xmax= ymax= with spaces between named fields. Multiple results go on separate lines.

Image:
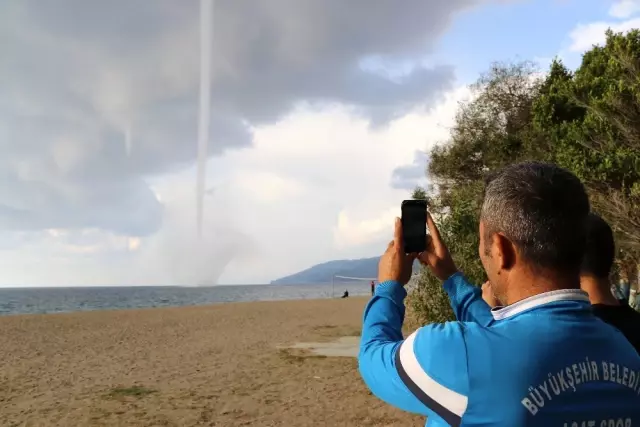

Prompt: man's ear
xmin=493 ymin=233 xmax=517 ymax=271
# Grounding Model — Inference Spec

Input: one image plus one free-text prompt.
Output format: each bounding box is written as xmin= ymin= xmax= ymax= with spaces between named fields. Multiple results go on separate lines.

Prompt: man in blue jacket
xmin=358 ymin=162 xmax=640 ymax=426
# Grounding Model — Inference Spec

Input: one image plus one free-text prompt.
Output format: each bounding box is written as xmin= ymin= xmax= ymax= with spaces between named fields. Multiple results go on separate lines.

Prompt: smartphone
xmin=401 ymin=199 xmax=427 ymax=253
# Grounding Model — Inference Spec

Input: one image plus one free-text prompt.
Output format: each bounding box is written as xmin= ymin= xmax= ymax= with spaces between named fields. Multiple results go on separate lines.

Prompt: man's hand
xmin=481 ymin=281 xmax=500 ymax=308
xmin=417 ymin=212 xmax=458 ymax=281
xmin=378 ymin=218 xmax=416 ymax=285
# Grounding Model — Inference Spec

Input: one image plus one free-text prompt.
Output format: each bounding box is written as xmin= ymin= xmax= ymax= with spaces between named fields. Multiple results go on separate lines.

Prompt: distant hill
xmin=271 ymin=257 xmax=420 ymax=285
xmin=271 ymin=257 xmax=379 ymax=285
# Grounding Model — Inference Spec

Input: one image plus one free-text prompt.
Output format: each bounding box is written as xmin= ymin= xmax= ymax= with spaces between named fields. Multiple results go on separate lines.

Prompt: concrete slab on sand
xmin=284 ymin=336 xmax=360 ymax=358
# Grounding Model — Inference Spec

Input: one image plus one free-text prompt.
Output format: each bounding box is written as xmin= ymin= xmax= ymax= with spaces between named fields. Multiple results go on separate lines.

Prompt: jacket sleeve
xmin=358 ymin=280 xmax=470 ymax=426
xmin=443 ymin=272 xmax=494 ymax=326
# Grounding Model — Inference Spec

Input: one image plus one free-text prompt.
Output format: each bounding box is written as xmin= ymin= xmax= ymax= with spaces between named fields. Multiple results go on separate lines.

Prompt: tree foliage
xmin=409 ymin=29 xmax=640 ymax=325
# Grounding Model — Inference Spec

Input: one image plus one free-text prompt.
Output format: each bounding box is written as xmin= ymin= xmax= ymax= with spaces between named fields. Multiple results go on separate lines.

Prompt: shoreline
xmin=0 ymin=294 xmax=372 ymax=318
xmin=0 ymin=297 xmax=423 ymax=426
xmin=0 ymin=284 xmax=374 ymax=317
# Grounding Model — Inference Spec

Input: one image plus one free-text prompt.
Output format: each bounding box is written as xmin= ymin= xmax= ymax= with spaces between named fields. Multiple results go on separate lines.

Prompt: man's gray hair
xmin=481 ymin=162 xmax=590 ymax=272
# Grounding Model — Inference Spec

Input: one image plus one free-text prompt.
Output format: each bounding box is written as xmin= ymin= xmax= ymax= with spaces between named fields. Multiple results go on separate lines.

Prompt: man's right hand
xmin=417 ymin=212 xmax=458 ymax=281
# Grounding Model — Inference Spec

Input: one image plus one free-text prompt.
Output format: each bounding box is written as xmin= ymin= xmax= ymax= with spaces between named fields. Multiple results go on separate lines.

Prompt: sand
xmin=0 ymin=297 xmax=424 ymax=426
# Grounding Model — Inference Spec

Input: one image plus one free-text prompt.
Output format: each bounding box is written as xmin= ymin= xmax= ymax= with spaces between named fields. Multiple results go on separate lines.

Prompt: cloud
xmin=136 ymin=187 xmax=254 ymax=286
xmin=232 ymin=171 xmax=305 ymax=204
xmin=0 ymin=0 xmax=496 ymax=237
xmin=0 ymin=83 xmax=468 ymax=286
xmin=390 ymin=150 xmax=430 ymax=190
xmin=609 ymin=0 xmax=640 ymax=18
xmin=214 ymin=86 xmax=468 ymax=283
xmin=568 ymin=18 xmax=640 ymax=52
xmin=333 ymin=207 xmax=400 ymax=249
xmin=386 ymin=84 xmax=467 ymax=193
xmin=567 ymin=1 xmax=640 ymax=53
xmin=1 ymin=1 xmax=519 ymax=285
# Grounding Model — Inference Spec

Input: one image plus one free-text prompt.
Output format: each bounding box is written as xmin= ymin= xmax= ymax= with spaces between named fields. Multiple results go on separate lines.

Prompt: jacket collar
xmin=490 ymin=289 xmax=590 ymax=320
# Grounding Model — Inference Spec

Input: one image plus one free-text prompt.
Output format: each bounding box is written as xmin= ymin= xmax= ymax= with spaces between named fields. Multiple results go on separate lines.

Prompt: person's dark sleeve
xmin=443 ymin=272 xmax=494 ymax=326
xmin=358 ymin=280 xmax=470 ymax=424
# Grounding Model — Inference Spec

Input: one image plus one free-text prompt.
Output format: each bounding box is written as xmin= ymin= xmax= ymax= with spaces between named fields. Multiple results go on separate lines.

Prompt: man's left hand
xmin=378 ymin=218 xmax=416 ymax=285
xmin=481 ymin=281 xmax=500 ymax=308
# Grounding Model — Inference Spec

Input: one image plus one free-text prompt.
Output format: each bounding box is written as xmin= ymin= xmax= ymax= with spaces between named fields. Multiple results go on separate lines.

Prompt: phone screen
xmin=401 ymin=200 xmax=427 ymax=253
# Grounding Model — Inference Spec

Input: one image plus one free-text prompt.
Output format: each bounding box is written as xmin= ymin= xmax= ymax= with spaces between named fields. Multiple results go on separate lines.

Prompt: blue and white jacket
xmin=358 ymin=272 xmax=640 ymax=426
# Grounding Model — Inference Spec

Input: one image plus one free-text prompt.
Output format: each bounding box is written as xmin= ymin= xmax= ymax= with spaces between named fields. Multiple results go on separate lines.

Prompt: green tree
xmin=533 ymin=30 xmax=640 ymax=257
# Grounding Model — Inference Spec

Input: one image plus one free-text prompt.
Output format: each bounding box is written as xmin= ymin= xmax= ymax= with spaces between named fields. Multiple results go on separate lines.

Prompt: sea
xmin=0 ymin=282 xmax=373 ymax=316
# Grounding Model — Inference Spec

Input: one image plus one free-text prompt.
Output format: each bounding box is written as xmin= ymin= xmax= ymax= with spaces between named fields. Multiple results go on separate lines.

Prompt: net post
xmin=331 ymin=274 xmax=335 ymax=298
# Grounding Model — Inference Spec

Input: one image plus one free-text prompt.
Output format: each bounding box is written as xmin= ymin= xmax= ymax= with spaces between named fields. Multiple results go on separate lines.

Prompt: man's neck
xmin=580 ymin=275 xmax=620 ymax=306
xmin=502 ymin=268 xmax=581 ymax=306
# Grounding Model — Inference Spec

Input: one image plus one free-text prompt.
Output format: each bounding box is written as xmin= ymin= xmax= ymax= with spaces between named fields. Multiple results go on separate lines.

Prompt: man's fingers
xmin=425 ymin=234 xmax=433 ymax=249
xmin=393 ymin=217 xmax=403 ymax=250
xmin=426 ymin=212 xmax=443 ymax=247
xmin=416 ymin=250 xmax=430 ymax=265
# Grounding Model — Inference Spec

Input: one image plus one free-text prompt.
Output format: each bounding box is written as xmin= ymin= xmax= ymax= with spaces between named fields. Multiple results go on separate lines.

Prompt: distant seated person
xmin=580 ymin=213 xmax=640 ymax=353
xmin=341 ymin=290 xmax=349 ymax=299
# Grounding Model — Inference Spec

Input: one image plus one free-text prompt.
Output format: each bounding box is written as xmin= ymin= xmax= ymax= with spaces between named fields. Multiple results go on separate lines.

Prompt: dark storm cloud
xmin=391 ymin=151 xmax=429 ymax=190
xmin=0 ymin=0 xmax=503 ymax=235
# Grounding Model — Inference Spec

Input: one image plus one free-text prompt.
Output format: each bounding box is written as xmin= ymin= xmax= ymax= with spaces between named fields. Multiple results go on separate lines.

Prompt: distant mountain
xmin=271 ymin=257 xmax=379 ymax=285
xmin=271 ymin=257 xmax=420 ymax=285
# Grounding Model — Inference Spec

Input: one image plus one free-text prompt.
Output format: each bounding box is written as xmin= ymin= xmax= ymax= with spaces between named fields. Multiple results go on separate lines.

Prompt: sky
xmin=0 ymin=0 xmax=639 ymax=286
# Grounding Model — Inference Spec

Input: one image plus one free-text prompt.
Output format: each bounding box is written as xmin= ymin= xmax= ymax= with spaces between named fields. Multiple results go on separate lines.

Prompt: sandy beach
xmin=0 ymin=297 xmax=423 ymax=427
